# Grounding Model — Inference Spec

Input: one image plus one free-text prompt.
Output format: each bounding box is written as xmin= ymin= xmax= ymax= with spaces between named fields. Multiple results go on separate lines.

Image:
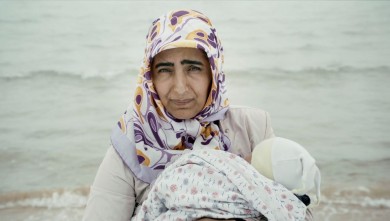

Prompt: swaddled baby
xmin=133 ymin=137 xmax=321 ymax=221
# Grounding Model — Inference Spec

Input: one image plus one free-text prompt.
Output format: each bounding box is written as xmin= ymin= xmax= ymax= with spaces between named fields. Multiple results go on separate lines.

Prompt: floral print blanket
xmin=132 ymin=149 xmax=307 ymax=221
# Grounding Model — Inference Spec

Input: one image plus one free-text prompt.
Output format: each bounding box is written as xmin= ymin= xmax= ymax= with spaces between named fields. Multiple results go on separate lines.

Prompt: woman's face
xmin=152 ymin=48 xmax=212 ymax=120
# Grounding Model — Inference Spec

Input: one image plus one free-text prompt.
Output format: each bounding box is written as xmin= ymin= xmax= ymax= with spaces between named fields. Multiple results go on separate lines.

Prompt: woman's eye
xmin=188 ymin=66 xmax=201 ymax=72
xmin=157 ymin=68 xmax=171 ymax=73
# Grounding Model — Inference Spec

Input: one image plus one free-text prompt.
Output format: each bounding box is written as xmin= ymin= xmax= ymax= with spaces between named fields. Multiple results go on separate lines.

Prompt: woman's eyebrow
xmin=155 ymin=62 xmax=174 ymax=69
xmin=181 ymin=59 xmax=203 ymax=66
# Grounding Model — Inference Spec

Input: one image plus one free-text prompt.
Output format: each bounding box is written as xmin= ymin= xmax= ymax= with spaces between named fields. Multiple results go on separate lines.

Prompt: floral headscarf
xmin=111 ymin=9 xmax=230 ymax=184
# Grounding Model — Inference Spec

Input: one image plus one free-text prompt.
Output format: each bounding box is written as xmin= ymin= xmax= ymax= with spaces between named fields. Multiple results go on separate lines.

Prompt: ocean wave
xmin=1 ymin=184 xmax=389 ymax=210
xmin=243 ymin=65 xmax=390 ymax=76
xmin=0 ymin=69 xmax=134 ymax=81
xmin=0 ymin=187 xmax=89 ymax=209
xmin=338 ymin=157 xmax=390 ymax=165
xmin=1 ymin=65 xmax=389 ymax=81
xmin=223 ymin=65 xmax=390 ymax=78
xmin=319 ymin=185 xmax=390 ymax=209
xmin=0 ymin=18 xmax=38 ymax=24
xmin=320 ymin=195 xmax=390 ymax=209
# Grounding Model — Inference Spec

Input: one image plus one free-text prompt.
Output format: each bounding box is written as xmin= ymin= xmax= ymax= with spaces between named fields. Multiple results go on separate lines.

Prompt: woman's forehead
xmin=153 ymin=48 xmax=209 ymax=64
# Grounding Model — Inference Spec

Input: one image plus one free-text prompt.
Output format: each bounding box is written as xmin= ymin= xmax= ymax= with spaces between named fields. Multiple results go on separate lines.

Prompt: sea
xmin=0 ymin=1 xmax=389 ymax=220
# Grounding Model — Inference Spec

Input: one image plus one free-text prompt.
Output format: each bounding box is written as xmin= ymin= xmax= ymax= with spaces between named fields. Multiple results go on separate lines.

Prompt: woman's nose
xmin=173 ymin=71 xmax=188 ymax=95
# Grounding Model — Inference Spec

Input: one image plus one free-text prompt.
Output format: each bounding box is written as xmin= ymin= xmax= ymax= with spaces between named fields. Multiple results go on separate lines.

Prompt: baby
xmin=133 ymin=137 xmax=321 ymax=221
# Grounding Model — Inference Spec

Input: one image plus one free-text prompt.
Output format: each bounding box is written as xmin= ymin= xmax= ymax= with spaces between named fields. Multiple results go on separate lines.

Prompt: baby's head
xmin=251 ymin=137 xmax=321 ymax=206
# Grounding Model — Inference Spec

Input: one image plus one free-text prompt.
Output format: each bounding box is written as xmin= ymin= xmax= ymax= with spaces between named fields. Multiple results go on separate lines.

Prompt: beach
xmin=1 ymin=1 xmax=390 ymax=220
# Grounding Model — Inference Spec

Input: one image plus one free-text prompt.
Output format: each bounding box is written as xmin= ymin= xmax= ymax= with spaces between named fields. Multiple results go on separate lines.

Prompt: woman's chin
xmin=169 ymin=109 xmax=198 ymax=120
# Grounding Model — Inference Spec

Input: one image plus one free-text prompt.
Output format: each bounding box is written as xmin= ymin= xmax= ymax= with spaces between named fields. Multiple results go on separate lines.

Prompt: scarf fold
xmin=111 ymin=9 xmax=230 ymax=183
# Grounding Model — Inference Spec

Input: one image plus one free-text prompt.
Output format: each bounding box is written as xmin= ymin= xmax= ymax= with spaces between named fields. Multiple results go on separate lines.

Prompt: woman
xmin=83 ymin=9 xmax=312 ymax=220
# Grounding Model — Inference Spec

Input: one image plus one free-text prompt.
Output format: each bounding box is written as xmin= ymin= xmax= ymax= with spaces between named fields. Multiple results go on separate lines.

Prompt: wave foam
xmin=319 ymin=185 xmax=390 ymax=209
xmin=0 ymin=188 xmax=89 ymax=209
xmin=321 ymin=195 xmax=390 ymax=208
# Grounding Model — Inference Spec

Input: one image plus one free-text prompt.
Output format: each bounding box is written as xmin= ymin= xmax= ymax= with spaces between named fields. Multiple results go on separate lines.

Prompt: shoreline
xmin=1 ymin=184 xmax=389 ymax=221
xmin=1 ymin=203 xmax=389 ymax=221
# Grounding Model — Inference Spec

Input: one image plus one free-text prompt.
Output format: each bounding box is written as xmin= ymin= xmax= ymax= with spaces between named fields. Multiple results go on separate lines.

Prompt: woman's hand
xmin=244 ymin=154 xmax=252 ymax=163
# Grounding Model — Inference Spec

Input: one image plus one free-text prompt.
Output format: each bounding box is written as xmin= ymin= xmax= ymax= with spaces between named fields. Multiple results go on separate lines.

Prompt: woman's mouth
xmin=171 ymin=99 xmax=193 ymax=106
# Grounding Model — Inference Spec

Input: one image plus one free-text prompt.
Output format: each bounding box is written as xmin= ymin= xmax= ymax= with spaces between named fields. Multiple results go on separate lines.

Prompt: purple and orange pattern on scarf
xmin=111 ymin=9 xmax=230 ymax=183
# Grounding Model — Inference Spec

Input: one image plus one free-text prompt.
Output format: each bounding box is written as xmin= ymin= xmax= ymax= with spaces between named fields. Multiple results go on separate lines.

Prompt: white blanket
xmin=133 ymin=149 xmax=307 ymax=221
